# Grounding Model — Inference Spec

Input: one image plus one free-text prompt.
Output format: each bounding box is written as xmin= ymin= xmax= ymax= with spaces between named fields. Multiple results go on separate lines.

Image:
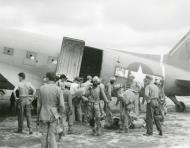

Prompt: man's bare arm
xmin=13 ymin=86 xmax=19 ymax=100
xmin=29 ymin=83 xmax=36 ymax=96
xmin=81 ymin=96 xmax=89 ymax=102
xmin=100 ymin=86 xmax=108 ymax=103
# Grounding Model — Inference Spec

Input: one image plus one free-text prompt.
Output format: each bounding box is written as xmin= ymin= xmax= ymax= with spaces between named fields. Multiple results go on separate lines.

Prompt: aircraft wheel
xmin=112 ymin=117 xmax=120 ymax=129
xmin=175 ymin=101 xmax=186 ymax=112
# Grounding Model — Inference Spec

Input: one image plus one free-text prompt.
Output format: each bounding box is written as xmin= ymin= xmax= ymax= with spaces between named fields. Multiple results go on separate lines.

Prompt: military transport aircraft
xmin=0 ymin=29 xmax=190 ymax=112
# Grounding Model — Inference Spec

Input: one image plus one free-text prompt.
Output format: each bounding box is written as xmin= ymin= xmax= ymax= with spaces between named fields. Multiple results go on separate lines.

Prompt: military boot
xmin=68 ymin=125 xmax=74 ymax=134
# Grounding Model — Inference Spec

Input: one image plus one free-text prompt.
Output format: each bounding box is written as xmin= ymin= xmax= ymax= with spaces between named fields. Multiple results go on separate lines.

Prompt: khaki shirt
xmin=145 ymin=83 xmax=159 ymax=103
xmin=87 ymin=85 xmax=108 ymax=103
xmin=38 ymin=83 xmax=64 ymax=122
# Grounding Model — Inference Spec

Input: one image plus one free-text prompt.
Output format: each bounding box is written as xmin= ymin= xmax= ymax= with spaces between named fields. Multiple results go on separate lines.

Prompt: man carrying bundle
xmin=117 ymin=86 xmax=135 ymax=133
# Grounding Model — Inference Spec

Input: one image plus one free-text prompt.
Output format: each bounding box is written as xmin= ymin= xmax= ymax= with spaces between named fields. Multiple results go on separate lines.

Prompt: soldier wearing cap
xmin=86 ymin=76 xmax=109 ymax=136
xmin=37 ymin=72 xmax=64 ymax=148
xmin=144 ymin=75 xmax=163 ymax=136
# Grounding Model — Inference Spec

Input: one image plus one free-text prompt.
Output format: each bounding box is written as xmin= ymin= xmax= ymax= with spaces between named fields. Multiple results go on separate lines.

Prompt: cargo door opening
xmin=79 ymin=46 xmax=103 ymax=80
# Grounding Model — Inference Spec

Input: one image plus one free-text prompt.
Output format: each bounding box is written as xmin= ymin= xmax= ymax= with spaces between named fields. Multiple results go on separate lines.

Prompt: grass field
xmin=0 ymin=112 xmax=190 ymax=148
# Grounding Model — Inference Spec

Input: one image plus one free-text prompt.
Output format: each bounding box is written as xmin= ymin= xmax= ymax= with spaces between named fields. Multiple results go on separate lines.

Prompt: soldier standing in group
xmin=81 ymin=75 xmax=92 ymax=123
xmin=105 ymin=76 xmax=117 ymax=101
xmin=60 ymin=84 xmax=74 ymax=136
xmin=87 ymin=76 xmax=109 ymax=136
xmin=57 ymin=74 xmax=71 ymax=137
xmin=37 ymin=72 xmax=65 ymax=148
xmin=157 ymin=79 xmax=167 ymax=121
xmin=13 ymin=72 xmax=36 ymax=134
xmin=130 ymin=75 xmax=141 ymax=116
xmin=59 ymin=85 xmax=74 ymax=139
xmin=70 ymin=77 xmax=82 ymax=122
xmin=144 ymin=75 xmax=163 ymax=136
xmin=117 ymin=86 xmax=135 ymax=133
xmin=105 ymin=77 xmax=117 ymax=127
xmin=98 ymin=78 xmax=107 ymax=119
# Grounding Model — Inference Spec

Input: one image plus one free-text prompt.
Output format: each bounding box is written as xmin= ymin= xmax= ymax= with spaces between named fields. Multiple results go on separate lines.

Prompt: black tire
xmin=175 ymin=101 xmax=186 ymax=112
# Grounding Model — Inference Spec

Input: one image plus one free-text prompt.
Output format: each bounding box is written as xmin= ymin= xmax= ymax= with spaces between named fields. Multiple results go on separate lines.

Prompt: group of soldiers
xmin=13 ymin=71 xmax=166 ymax=148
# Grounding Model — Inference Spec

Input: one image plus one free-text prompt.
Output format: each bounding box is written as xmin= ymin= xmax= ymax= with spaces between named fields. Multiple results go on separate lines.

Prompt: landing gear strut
xmin=168 ymin=95 xmax=186 ymax=112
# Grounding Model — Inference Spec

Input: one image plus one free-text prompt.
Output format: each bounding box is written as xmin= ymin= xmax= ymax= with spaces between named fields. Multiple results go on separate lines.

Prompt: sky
xmin=0 ymin=0 xmax=189 ymax=55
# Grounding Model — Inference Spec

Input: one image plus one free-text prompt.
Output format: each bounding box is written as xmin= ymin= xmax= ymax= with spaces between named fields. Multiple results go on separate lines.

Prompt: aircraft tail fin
xmin=165 ymin=30 xmax=190 ymax=71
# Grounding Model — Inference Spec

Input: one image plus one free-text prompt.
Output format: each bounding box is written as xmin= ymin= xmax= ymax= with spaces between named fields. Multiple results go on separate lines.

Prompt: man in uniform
xmin=81 ymin=75 xmax=92 ymax=123
xmin=87 ymin=76 xmax=109 ymax=136
xmin=62 ymin=84 xmax=74 ymax=134
xmin=13 ymin=72 xmax=36 ymax=134
xmin=105 ymin=76 xmax=117 ymax=101
xmin=37 ymin=72 xmax=65 ymax=148
xmin=58 ymin=74 xmax=73 ymax=137
xmin=144 ymin=75 xmax=163 ymax=136
xmin=70 ymin=77 xmax=82 ymax=122
xmin=130 ymin=75 xmax=141 ymax=116
xmin=157 ymin=79 xmax=167 ymax=120
xmin=117 ymin=86 xmax=135 ymax=133
xmin=98 ymin=78 xmax=107 ymax=119
xmin=105 ymin=76 xmax=117 ymax=127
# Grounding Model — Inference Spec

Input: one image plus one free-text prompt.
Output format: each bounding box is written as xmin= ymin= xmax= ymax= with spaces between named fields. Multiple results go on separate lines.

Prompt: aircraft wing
xmin=0 ymin=73 xmax=15 ymax=90
xmin=176 ymin=78 xmax=190 ymax=87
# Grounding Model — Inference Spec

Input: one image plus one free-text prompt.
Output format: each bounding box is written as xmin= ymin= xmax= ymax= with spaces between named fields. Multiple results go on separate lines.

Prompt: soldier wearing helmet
xmin=86 ymin=76 xmax=108 ymax=136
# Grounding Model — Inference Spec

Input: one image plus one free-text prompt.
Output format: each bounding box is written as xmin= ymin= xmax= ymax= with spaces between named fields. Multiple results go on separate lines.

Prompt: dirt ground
xmin=0 ymin=112 xmax=190 ymax=148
